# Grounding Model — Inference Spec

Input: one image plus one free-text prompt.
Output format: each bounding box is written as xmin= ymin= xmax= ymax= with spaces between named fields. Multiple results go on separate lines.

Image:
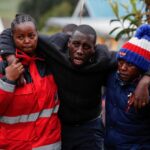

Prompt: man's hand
xmin=128 ymin=75 xmax=150 ymax=110
xmin=5 ymin=58 xmax=24 ymax=81
xmin=6 ymin=54 xmax=16 ymax=65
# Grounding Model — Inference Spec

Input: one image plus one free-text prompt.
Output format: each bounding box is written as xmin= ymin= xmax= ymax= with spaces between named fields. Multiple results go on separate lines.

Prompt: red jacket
xmin=0 ymin=57 xmax=61 ymax=150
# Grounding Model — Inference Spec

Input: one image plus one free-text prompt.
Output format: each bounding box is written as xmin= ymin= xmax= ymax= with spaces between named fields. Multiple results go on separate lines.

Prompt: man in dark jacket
xmin=0 ymin=24 xmax=149 ymax=150
xmin=38 ymin=25 xmax=113 ymax=150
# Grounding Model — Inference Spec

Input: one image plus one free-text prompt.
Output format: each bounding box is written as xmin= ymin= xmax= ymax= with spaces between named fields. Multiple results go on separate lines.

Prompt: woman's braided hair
xmin=11 ymin=13 xmax=37 ymax=32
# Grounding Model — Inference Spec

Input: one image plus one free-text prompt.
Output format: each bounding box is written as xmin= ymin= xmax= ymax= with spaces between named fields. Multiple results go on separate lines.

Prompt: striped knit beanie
xmin=117 ymin=24 xmax=150 ymax=72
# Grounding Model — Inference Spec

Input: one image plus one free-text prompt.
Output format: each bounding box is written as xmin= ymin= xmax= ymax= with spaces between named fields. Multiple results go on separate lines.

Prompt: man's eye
xmin=73 ymin=43 xmax=79 ymax=47
xmin=83 ymin=46 xmax=90 ymax=50
xmin=29 ymin=34 xmax=35 ymax=39
xmin=17 ymin=36 xmax=24 ymax=40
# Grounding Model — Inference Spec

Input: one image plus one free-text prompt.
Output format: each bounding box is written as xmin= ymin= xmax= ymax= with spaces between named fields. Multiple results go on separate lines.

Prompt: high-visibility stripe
xmin=33 ymin=141 xmax=61 ymax=150
xmin=0 ymin=79 xmax=15 ymax=92
xmin=0 ymin=104 xmax=59 ymax=124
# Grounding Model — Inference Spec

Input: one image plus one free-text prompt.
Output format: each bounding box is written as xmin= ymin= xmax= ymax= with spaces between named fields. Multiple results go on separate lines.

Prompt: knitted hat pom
xmin=135 ymin=24 xmax=150 ymax=41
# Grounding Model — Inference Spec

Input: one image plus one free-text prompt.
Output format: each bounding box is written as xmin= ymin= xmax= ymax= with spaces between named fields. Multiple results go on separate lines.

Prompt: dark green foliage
xmin=18 ymin=0 xmax=78 ymax=30
xmin=109 ymin=0 xmax=147 ymax=40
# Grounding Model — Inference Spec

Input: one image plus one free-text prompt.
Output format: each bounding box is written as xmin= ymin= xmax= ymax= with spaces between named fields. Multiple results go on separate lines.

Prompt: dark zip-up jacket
xmin=105 ymin=71 xmax=150 ymax=150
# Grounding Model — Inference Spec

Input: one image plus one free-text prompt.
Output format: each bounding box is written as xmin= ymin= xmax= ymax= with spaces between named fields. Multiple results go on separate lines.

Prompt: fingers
xmin=11 ymin=58 xmax=19 ymax=64
xmin=133 ymin=76 xmax=150 ymax=109
xmin=128 ymin=93 xmax=146 ymax=111
xmin=12 ymin=58 xmax=21 ymax=66
xmin=141 ymin=98 xmax=149 ymax=107
xmin=6 ymin=54 xmax=16 ymax=65
xmin=17 ymin=64 xmax=24 ymax=74
xmin=5 ymin=59 xmax=24 ymax=81
xmin=11 ymin=59 xmax=24 ymax=73
xmin=133 ymin=94 xmax=149 ymax=110
xmin=17 ymin=65 xmax=24 ymax=71
xmin=133 ymin=97 xmax=143 ymax=110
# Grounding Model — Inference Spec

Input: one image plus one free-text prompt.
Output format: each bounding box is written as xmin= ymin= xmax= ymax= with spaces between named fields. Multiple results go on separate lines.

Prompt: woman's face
xmin=13 ymin=22 xmax=38 ymax=55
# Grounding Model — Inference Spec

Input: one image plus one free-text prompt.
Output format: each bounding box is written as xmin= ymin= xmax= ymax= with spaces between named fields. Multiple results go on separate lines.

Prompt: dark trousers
xmin=61 ymin=116 xmax=104 ymax=150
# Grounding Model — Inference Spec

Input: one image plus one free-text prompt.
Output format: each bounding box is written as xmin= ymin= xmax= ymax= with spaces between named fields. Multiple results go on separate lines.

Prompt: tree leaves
xmin=109 ymin=0 xmax=147 ymax=41
xmin=18 ymin=0 xmax=78 ymax=30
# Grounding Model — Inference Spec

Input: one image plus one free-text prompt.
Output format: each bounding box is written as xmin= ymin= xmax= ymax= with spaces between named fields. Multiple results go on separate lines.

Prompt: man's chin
xmin=72 ymin=60 xmax=84 ymax=67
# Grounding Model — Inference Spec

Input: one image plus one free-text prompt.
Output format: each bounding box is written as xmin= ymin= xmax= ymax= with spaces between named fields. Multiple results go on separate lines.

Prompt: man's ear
xmin=91 ymin=45 xmax=96 ymax=55
xmin=67 ymin=37 xmax=71 ymax=48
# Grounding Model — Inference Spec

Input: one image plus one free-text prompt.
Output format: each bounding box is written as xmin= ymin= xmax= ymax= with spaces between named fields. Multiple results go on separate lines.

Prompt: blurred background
xmin=0 ymin=0 xmax=78 ymax=33
xmin=0 ymin=0 xmax=149 ymax=50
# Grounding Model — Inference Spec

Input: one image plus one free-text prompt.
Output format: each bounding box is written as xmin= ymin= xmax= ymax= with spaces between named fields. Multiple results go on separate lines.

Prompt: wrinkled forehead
xmin=71 ymin=30 xmax=95 ymax=44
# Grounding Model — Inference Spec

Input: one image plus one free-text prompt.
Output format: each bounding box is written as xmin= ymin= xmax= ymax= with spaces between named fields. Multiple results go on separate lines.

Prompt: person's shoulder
xmin=39 ymin=32 xmax=69 ymax=49
xmin=0 ymin=28 xmax=11 ymax=36
xmin=96 ymin=44 xmax=109 ymax=50
xmin=94 ymin=44 xmax=110 ymax=62
xmin=52 ymin=32 xmax=69 ymax=38
xmin=49 ymin=32 xmax=69 ymax=50
xmin=95 ymin=44 xmax=110 ymax=56
xmin=0 ymin=28 xmax=13 ymax=45
xmin=50 ymin=32 xmax=69 ymax=42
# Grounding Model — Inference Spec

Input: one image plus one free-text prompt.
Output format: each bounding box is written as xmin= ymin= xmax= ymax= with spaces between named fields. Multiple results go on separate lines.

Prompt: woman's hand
xmin=5 ymin=58 xmax=24 ymax=81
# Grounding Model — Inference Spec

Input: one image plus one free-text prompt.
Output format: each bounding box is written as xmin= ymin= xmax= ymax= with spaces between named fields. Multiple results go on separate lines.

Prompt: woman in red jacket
xmin=0 ymin=14 xmax=61 ymax=150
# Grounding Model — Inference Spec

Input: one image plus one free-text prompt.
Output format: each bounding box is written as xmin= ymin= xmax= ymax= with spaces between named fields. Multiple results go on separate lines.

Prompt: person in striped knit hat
xmin=104 ymin=24 xmax=150 ymax=150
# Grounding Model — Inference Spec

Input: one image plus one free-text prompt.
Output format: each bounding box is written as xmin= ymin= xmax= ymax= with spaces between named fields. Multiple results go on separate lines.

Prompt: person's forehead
xmin=14 ymin=22 xmax=36 ymax=29
xmin=13 ymin=22 xmax=36 ymax=33
xmin=71 ymin=30 xmax=94 ymax=41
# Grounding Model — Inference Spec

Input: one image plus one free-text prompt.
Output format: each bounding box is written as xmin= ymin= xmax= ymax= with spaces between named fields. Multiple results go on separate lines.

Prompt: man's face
xmin=68 ymin=30 xmax=95 ymax=67
xmin=118 ymin=59 xmax=141 ymax=82
xmin=13 ymin=22 xmax=38 ymax=55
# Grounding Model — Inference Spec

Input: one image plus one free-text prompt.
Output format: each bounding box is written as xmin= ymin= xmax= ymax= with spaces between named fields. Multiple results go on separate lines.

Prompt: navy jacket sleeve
xmin=0 ymin=28 xmax=15 ymax=55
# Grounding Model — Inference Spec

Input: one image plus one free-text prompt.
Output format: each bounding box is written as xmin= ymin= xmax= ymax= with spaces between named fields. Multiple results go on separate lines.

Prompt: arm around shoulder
xmin=0 ymin=28 xmax=15 ymax=55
